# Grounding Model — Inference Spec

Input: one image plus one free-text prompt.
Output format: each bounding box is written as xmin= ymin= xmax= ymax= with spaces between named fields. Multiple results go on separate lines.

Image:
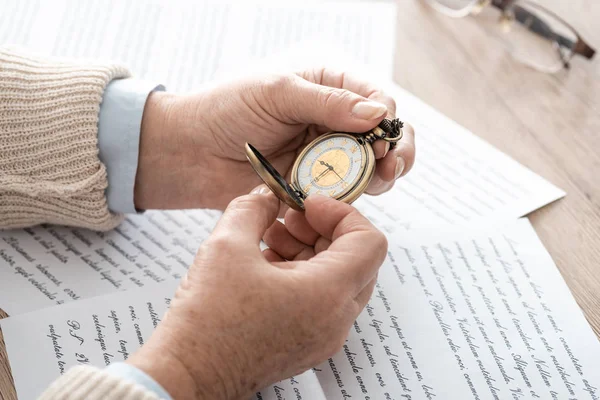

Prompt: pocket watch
xmin=245 ymin=118 xmax=404 ymax=211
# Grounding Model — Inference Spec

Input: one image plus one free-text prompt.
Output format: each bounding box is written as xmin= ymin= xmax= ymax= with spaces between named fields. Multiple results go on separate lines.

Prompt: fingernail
xmin=250 ymin=184 xmax=270 ymax=195
xmin=383 ymin=142 xmax=390 ymax=158
xmin=395 ymin=155 xmax=405 ymax=178
xmin=352 ymin=101 xmax=387 ymax=120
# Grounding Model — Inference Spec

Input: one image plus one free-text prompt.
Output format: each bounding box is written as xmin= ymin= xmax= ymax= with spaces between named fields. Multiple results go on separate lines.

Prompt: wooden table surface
xmin=1 ymin=1 xmax=599 ymax=399
xmin=389 ymin=0 xmax=600 ymax=339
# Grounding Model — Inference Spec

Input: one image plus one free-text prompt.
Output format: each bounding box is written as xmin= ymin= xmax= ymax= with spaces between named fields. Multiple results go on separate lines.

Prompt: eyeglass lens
xmin=426 ymin=0 xmax=579 ymax=72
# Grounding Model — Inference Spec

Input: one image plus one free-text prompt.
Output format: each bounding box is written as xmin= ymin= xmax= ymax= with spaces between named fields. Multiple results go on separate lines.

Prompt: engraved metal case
xmin=245 ymin=132 xmax=376 ymax=211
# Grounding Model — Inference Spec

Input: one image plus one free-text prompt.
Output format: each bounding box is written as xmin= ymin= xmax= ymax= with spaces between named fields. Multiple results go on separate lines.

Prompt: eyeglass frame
xmin=425 ymin=0 xmax=596 ymax=71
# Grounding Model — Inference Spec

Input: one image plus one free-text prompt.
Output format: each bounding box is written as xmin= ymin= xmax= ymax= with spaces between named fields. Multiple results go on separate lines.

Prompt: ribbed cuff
xmin=38 ymin=365 xmax=161 ymax=400
xmin=105 ymin=363 xmax=172 ymax=400
xmin=0 ymin=46 xmax=129 ymax=231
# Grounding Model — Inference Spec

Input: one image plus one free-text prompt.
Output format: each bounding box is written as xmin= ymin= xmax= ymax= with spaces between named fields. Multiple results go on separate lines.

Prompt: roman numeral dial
xmin=294 ymin=134 xmax=365 ymax=199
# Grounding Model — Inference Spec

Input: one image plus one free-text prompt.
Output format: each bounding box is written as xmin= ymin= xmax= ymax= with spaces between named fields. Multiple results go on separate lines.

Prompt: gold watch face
xmin=291 ymin=133 xmax=375 ymax=203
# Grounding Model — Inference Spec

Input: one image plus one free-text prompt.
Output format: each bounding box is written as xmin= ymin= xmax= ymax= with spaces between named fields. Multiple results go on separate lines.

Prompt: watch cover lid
xmin=245 ymin=143 xmax=305 ymax=211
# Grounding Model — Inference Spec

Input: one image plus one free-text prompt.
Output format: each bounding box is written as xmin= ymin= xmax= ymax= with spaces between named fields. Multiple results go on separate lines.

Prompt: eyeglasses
xmin=424 ymin=0 xmax=596 ymax=73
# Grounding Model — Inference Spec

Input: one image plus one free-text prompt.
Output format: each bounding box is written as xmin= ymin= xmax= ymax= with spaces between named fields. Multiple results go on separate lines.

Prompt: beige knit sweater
xmin=1 ymin=48 xmax=162 ymax=399
xmin=39 ymin=366 xmax=161 ymax=400
xmin=1 ymin=46 xmax=127 ymax=231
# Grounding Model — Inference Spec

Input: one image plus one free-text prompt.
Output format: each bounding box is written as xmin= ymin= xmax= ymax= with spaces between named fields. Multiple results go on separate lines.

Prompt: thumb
xmin=288 ymin=77 xmax=388 ymax=132
xmin=301 ymin=195 xmax=388 ymax=296
xmin=211 ymin=185 xmax=280 ymax=246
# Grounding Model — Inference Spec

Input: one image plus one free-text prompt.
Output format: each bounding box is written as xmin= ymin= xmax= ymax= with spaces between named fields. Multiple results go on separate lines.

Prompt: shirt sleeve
xmin=98 ymin=79 xmax=165 ymax=213
xmin=105 ymin=363 xmax=173 ymax=400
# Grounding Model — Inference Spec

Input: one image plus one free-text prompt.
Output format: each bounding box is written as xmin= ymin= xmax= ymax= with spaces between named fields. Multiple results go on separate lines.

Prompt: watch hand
xmin=331 ymin=168 xmax=345 ymax=182
xmin=314 ymin=167 xmax=331 ymax=182
xmin=315 ymin=160 xmax=336 ymax=181
xmin=319 ymin=160 xmax=334 ymax=169
xmin=321 ymin=160 xmax=345 ymax=182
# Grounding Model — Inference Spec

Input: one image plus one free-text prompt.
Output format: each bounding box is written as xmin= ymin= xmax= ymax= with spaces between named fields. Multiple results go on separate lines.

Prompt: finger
xmin=354 ymin=277 xmax=377 ymax=311
xmin=366 ymin=122 xmax=416 ymax=195
xmin=277 ymin=202 xmax=290 ymax=219
xmin=372 ymin=140 xmax=390 ymax=159
xmin=299 ymin=68 xmax=397 ymax=118
xmin=262 ymin=250 xmax=296 ymax=269
xmin=263 ymin=220 xmax=315 ymax=260
xmin=283 ymin=75 xmax=389 ymax=133
xmin=293 ymin=68 xmax=397 ymax=137
xmin=393 ymin=123 xmax=416 ymax=178
xmin=211 ymin=185 xmax=279 ymax=246
xmin=301 ymin=195 xmax=388 ymax=296
xmin=283 ymin=209 xmax=331 ymax=256
xmin=263 ymin=248 xmax=285 ymax=263
xmin=291 ymin=69 xmax=399 ymax=158
xmin=314 ymin=236 xmax=332 ymax=255
xmin=366 ymin=150 xmax=397 ymax=195
xmin=284 ymin=208 xmax=320 ymax=246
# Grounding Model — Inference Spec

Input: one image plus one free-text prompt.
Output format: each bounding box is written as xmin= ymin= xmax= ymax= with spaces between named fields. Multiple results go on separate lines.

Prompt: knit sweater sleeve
xmin=0 ymin=46 xmax=130 ymax=231
xmin=39 ymin=365 xmax=162 ymax=400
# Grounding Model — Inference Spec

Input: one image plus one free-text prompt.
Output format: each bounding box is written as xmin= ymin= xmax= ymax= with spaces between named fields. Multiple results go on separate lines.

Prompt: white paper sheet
xmin=0 ymin=210 xmax=220 ymax=315
xmin=0 ymin=69 xmax=564 ymax=315
xmin=214 ymin=50 xmax=566 ymax=235
xmin=0 ymin=0 xmax=396 ymax=316
xmin=3 ymin=220 xmax=599 ymax=399
xmin=209 ymin=38 xmax=566 ymax=234
xmin=216 ymin=43 xmax=566 ymax=234
xmin=316 ymin=219 xmax=600 ymax=399
xmin=353 ymin=83 xmax=566 ymax=235
xmin=0 ymin=0 xmax=397 ymax=89
xmin=0 ymin=280 xmax=327 ymax=400
xmin=0 ymin=0 xmax=565 ymax=319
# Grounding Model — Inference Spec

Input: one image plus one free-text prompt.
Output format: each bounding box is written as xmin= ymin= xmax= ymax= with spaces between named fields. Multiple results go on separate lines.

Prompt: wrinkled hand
xmin=127 ymin=188 xmax=388 ymax=400
xmin=134 ymin=68 xmax=416 ymax=210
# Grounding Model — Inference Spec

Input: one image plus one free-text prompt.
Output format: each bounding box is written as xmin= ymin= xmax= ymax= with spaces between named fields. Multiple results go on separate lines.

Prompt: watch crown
xmin=378 ymin=118 xmax=404 ymax=137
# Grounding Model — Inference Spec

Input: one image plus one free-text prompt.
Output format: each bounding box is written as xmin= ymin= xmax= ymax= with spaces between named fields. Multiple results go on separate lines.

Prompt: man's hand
xmin=127 ymin=188 xmax=388 ymax=400
xmin=134 ymin=68 xmax=416 ymax=210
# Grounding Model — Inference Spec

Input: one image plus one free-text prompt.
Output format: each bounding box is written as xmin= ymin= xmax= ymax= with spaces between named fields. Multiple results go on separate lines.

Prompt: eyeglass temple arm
xmin=491 ymin=0 xmax=596 ymax=60
xmin=574 ymin=39 xmax=596 ymax=60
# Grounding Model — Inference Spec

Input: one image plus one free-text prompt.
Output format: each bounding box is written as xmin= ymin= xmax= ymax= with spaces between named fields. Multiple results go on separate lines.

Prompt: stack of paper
xmin=1 ymin=1 xmax=598 ymax=399
xmin=4 ymin=219 xmax=600 ymax=399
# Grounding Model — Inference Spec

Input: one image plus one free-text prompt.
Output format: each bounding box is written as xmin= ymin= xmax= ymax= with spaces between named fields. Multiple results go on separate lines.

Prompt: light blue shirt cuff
xmin=98 ymin=79 xmax=165 ymax=213
xmin=105 ymin=363 xmax=172 ymax=400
